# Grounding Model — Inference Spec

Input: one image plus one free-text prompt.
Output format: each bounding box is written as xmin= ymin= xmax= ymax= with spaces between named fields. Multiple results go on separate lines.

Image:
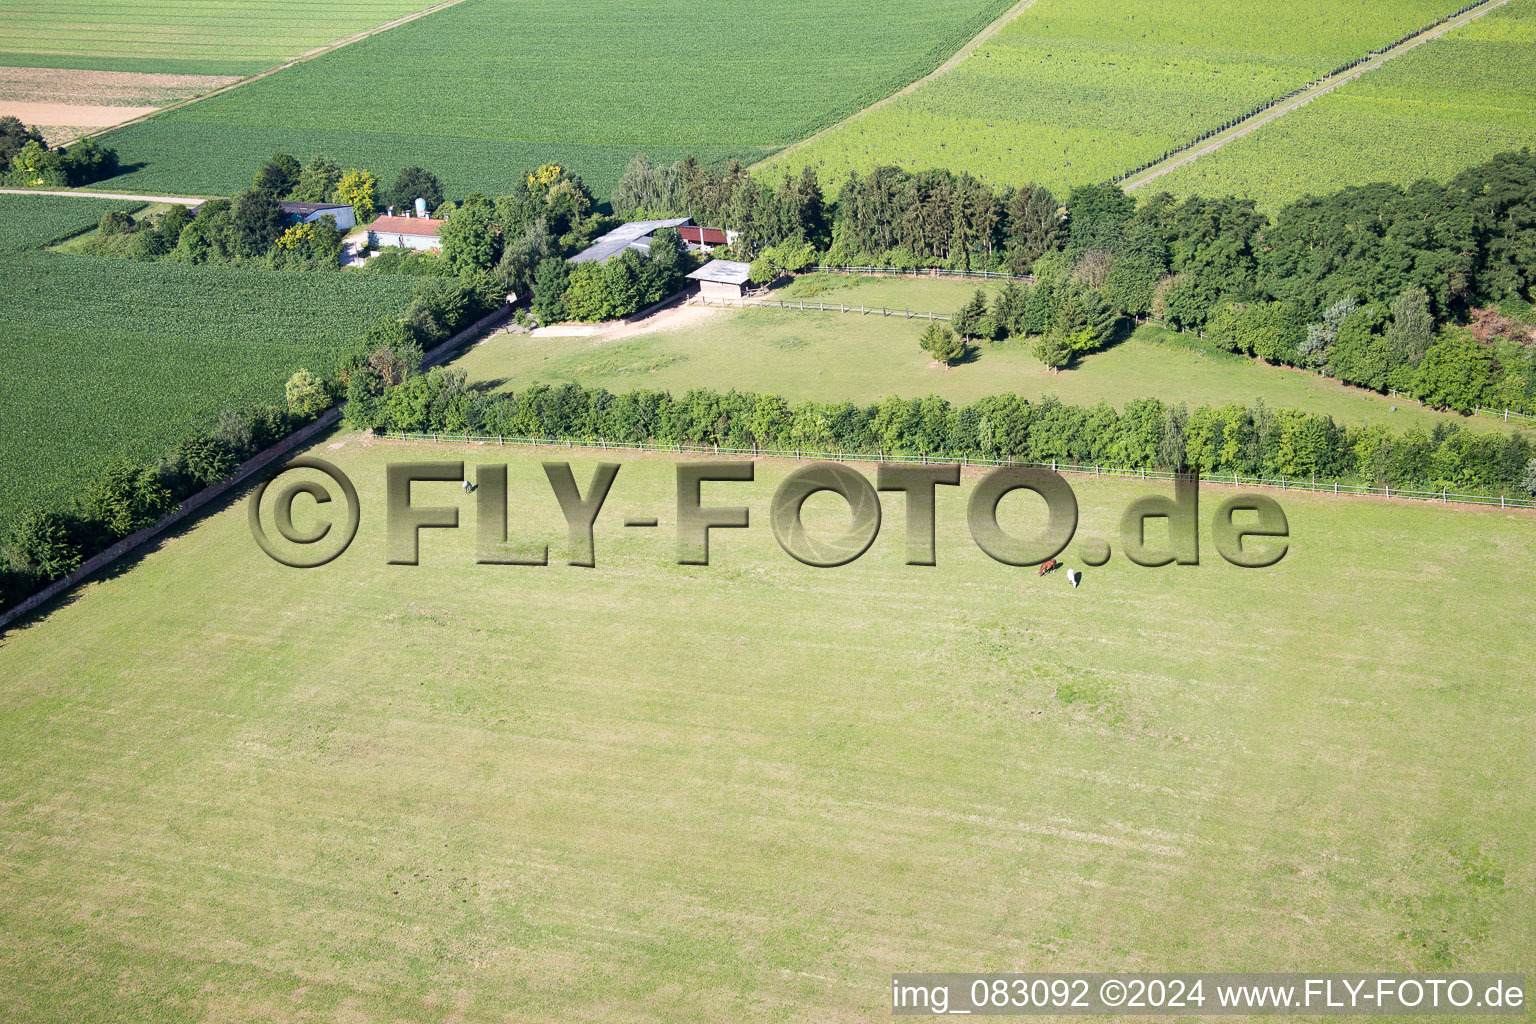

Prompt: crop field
xmin=0 ymin=192 xmax=137 ymax=252
xmin=0 ymin=0 xmax=442 ymax=76
xmin=455 ymin=275 xmax=1516 ymax=437
xmin=1149 ymin=0 xmax=1536 ymax=209
xmin=93 ymin=0 xmax=1017 ymax=200
xmin=762 ymin=0 xmax=1470 ymax=196
xmin=0 ymin=195 xmax=416 ymax=525
xmin=0 ymin=437 xmax=1531 ymax=1020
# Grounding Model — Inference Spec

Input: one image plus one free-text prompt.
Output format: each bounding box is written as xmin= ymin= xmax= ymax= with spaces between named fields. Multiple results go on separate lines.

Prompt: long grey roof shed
xmin=570 ymin=217 xmax=691 ymax=263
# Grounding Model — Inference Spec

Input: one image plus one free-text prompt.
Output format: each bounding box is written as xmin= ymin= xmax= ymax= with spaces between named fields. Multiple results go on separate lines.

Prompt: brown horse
xmin=1039 ymin=558 xmax=1059 ymax=577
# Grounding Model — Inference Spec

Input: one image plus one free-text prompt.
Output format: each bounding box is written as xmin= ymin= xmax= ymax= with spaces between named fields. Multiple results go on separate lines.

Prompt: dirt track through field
xmin=1122 ymin=0 xmax=1513 ymax=190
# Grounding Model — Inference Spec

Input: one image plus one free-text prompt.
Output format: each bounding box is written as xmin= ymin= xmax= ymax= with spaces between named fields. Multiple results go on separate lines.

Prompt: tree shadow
xmin=950 ymin=344 xmax=983 ymax=366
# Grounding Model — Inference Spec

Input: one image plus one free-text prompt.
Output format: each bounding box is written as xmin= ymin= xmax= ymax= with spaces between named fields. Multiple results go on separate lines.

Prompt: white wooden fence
xmin=688 ymin=294 xmax=952 ymax=320
xmin=376 ymin=433 xmax=1536 ymax=511
xmin=811 ymin=265 xmax=1032 ymax=283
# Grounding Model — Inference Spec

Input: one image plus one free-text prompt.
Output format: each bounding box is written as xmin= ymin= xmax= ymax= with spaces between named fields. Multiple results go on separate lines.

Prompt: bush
xmin=286 ymin=369 xmax=331 ymax=417
xmin=3 ymin=509 xmax=82 ymax=580
xmin=98 ymin=210 xmax=138 ymax=236
xmin=918 ymin=322 xmax=966 ymax=366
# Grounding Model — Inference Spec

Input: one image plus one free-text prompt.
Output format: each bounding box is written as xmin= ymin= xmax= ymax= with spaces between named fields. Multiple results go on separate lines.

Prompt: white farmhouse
xmin=368 ymin=215 xmax=444 ymax=251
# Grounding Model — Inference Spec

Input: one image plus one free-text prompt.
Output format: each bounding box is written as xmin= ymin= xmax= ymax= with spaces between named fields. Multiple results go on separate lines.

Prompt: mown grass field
xmin=0 ymin=195 xmax=416 ymax=525
xmin=0 ymin=0 xmax=441 ymax=76
xmin=762 ymin=0 xmax=1468 ymax=195
xmin=1151 ymin=0 xmax=1536 ymax=209
xmin=454 ymin=275 xmax=1518 ymax=437
xmin=94 ymin=0 xmax=1016 ymax=199
xmin=0 ymin=436 xmax=1531 ymax=1021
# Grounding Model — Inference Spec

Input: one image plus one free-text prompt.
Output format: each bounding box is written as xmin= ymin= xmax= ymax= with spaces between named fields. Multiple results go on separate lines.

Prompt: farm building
xmin=186 ymin=200 xmax=358 ymax=231
xmin=678 ymin=225 xmax=733 ymax=253
xmin=571 ymin=217 xmax=690 ymax=263
xmin=687 ymin=259 xmax=752 ymax=301
xmin=280 ymin=201 xmax=357 ymax=231
xmin=367 ymin=215 xmax=444 ymax=251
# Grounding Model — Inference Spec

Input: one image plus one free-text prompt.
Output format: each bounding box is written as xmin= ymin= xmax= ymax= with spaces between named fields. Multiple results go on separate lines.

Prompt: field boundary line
xmin=70 ymin=0 xmax=472 ymax=149
xmin=750 ymin=0 xmax=1042 ymax=175
xmin=375 ymin=433 xmax=1536 ymax=512
xmin=1121 ymin=0 xmax=1512 ymax=190
xmin=0 ymin=187 xmax=203 ymax=204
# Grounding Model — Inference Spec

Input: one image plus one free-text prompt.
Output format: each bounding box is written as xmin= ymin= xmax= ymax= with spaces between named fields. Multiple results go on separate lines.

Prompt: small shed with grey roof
xmin=570 ymin=217 xmax=691 ymax=263
xmin=686 ymin=259 xmax=752 ymax=301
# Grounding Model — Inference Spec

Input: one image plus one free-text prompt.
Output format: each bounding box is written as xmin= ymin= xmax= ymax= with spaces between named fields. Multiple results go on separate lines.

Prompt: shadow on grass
xmin=0 ymin=421 xmax=346 ymax=645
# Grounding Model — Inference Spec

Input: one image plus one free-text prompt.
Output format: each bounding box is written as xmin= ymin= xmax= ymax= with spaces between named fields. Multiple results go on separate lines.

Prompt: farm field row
xmin=0 ymin=0 xmax=443 ymax=76
xmin=0 ymin=439 xmax=1531 ymax=1020
xmin=93 ymin=0 xmax=1017 ymax=199
xmin=454 ymin=275 xmax=1516 ymax=437
xmin=762 ymin=0 xmax=1471 ymax=196
xmin=0 ymin=194 xmax=416 ymax=524
xmin=1151 ymin=0 xmax=1536 ymax=208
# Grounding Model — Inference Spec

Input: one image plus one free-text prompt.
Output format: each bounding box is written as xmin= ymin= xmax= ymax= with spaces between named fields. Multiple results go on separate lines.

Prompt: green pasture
xmin=93 ymin=0 xmax=1016 ymax=198
xmin=0 ymin=0 xmax=440 ymax=76
xmin=762 ymin=0 xmax=1470 ymax=195
xmin=453 ymin=275 xmax=1514 ymax=436
xmin=0 ymin=438 xmax=1531 ymax=1020
xmin=1150 ymin=0 xmax=1536 ymax=209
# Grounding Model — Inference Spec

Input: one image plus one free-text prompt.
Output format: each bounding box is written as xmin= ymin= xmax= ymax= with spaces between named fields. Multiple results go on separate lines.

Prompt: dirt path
xmin=751 ymin=0 xmax=1041 ymax=173
xmin=527 ymin=300 xmax=727 ymax=341
xmin=1122 ymin=0 xmax=1512 ymax=190
xmin=0 ymin=187 xmax=203 ymax=204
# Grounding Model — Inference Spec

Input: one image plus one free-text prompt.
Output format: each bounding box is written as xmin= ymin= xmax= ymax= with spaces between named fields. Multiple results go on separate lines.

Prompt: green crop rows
xmin=1150 ymin=0 xmax=1536 ymax=209
xmin=94 ymin=0 xmax=1016 ymax=199
xmin=0 ymin=193 xmax=137 ymax=252
xmin=764 ymin=0 xmax=1470 ymax=195
xmin=0 ymin=196 xmax=416 ymax=525
xmin=0 ymin=0 xmax=438 ymax=76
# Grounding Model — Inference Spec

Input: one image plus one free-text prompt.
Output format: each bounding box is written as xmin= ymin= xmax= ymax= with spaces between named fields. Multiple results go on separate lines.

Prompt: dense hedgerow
xmin=348 ymin=370 xmax=1536 ymax=498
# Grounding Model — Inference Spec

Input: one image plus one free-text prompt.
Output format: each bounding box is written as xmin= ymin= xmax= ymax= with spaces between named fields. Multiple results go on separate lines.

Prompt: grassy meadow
xmin=453 ymin=275 xmax=1519 ymax=437
xmin=0 ymin=194 xmax=416 ymax=524
xmin=0 ymin=436 xmax=1531 ymax=1020
xmin=0 ymin=0 xmax=441 ymax=76
xmin=1150 ymin=0 xmax=1536 ymax=209
xmin=93 ymin=0 xmax=1016 ymax=198
xmin=761 ymin=0 xmax=1468 ymax=195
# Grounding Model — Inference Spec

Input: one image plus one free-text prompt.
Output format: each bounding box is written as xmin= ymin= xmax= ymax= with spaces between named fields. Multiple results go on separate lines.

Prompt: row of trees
xmin=89 ymin=192 xmax=346 ymax=268
xmin=527 ymin=228 xmax=689 ymax=323
xmin=0 ymin=405 xmax=304 ymax=608
xmin=345 ymin=373 xmax=1536 ymax=499
xmin=1 ymin=118 xmax=117 ymax=188
xmin=0 ymin=265 xmax=507 ymax=610
xmin=613 ymin=149 xmax=1533 ymax=327
xmin=250 ymin=152 xmax=439 ymax=222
